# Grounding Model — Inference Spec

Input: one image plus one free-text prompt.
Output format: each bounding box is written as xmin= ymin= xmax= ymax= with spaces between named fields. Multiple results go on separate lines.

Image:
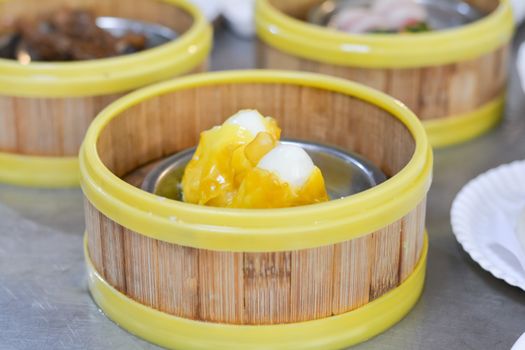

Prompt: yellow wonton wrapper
xmin=230 ymin=167 xmax=329 ymax=209
xmin=182 ymin=116 xmax=280 ymax=207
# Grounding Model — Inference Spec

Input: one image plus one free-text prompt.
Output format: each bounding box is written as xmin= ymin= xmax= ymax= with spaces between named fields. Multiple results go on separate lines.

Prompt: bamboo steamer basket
xmin=81 ymin=70 xmax=433 ymax=350
xmin=0 ymin=0 xmax=212 ymax=188
xmin=256 ymin=0 xmax=514 ymax=148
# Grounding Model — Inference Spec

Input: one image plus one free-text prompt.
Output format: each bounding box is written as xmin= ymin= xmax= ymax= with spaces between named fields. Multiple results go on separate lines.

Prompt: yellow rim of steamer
xmin=80 ymin=70 xmax=433 ymax=252
xmin=423 ymin=94 xmax=504 ymax=148
xmin=255 ymin=0 xmax=514 ymax=68
xmin=0 ymin=0 xmax=212 ymax=97
xmin=0 ymin=152 xmax=79 ymax=188
xmin=85 ymin=233 xmax=428 ymax=350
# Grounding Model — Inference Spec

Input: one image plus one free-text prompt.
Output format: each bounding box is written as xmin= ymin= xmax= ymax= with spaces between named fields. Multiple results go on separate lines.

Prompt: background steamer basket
xmin=256 ymin=0 xmax=514 ymax=148
xmin=80 ymin=70 xmax=433 ymax=349
xmin=0 ymin=0 xmax=212 ymax=188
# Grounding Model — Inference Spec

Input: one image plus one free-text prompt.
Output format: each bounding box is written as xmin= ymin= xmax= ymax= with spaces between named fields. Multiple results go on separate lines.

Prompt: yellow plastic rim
xmin=80 ymin=70 xmax=433 ymax=252
xmin=256 ymin=0 xmax=514 ymax=68
xmin=424 ymin=94 xmax=504 ymax=148
xmin=0 ymin=0 xmax=212 ymax=97
xmin=0 ymin=151 xmax=79 ymax=188
xmin=85 ymin=233 xmax=428 ymax=350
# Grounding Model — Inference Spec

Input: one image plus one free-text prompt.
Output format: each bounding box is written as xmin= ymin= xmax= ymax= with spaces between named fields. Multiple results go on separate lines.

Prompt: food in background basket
xmin=181 ymin=109 xmax=328 ymax=208
xmin=328 ymin=0 xmax=429 ymax=33
xmin=0 ymin=8 xmax=164 ymax=62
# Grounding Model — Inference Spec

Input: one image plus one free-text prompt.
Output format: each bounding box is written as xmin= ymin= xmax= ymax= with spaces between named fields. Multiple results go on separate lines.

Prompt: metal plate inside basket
xmin=141 ymin=139 xmax=387 ymax=202
xmin=96 ymin=16 xmax=178 ymax=48
xmin=309 ymin=0 xmax=485 ymax=30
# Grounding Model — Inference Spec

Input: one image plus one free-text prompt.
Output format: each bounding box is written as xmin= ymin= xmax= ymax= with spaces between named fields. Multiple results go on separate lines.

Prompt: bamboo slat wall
xmin=259 ymin=45 xmax=509 ymax=121
xmin=98 ymin=84 xmax=415 ymax=178
xmin=0 ymin=0 xmax=198 ymax=157
xmin=0 ymin=94 xmax=123 ymax=156
xmin=0 ymin=62 xmax=205 ymax=157
xmin=86 ymin=199 xmax=426 ymax=325
xmin=85 ymin=82 xmax=427 ymax=325
xmin=258 ymin=0 xmax=508 ymax=121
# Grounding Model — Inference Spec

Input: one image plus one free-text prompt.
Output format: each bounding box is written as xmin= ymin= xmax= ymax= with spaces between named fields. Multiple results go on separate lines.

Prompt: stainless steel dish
xmin=141 ymin=139 xmax=387 ymax=201
xmin=96 ymin=17 xmax=178 ymax=48
xmin=309 ymin=0 xmax=485 ymax=30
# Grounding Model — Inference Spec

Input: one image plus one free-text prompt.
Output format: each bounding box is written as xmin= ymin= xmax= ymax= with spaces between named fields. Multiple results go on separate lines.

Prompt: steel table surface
xmin=1 ymin=24 xmax=525 ymax=350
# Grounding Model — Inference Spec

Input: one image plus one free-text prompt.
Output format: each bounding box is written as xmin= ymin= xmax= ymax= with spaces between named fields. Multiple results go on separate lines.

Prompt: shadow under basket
xmin=81 ymin=70 xmax=433 ymax=350
xmin=256 ymin=0 xmax=514 ymax=148
xmin=0 ymin=0 xmax=212 ymax=188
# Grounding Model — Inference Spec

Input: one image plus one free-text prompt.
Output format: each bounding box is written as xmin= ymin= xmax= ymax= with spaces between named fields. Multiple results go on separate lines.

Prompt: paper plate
xmin=451 ymin=160 xmax=525 ymax=291
xmin=512 ymin=332 xmax=525 ymax=350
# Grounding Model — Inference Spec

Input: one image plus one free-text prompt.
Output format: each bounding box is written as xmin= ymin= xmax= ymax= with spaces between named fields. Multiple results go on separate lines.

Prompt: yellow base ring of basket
xmin=0 ymin=152 xmax=79 ymax=188
xmin=85 ymin=233 xmax=428 ymax=350
xmin=424 ymin=95 xmax=504 ymax=148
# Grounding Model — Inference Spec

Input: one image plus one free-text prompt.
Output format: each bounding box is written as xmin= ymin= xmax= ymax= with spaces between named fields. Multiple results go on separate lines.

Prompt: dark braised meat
xmin=0 ymin=8 xmax=147 ymax=62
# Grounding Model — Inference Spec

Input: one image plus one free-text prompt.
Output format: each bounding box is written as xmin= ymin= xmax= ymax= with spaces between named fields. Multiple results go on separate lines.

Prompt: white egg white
xmin=224 ymin=110 xmax=268 ymax=136
xmin=257 ymin=144 xmax=315 ymax=188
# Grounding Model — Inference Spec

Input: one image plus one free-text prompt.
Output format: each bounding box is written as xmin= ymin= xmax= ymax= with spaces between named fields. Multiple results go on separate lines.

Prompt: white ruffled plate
xmin=513 ymin=332 xmax=525 ymax=350
xmin=451 ymin=160 xmax=525 ymax=291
